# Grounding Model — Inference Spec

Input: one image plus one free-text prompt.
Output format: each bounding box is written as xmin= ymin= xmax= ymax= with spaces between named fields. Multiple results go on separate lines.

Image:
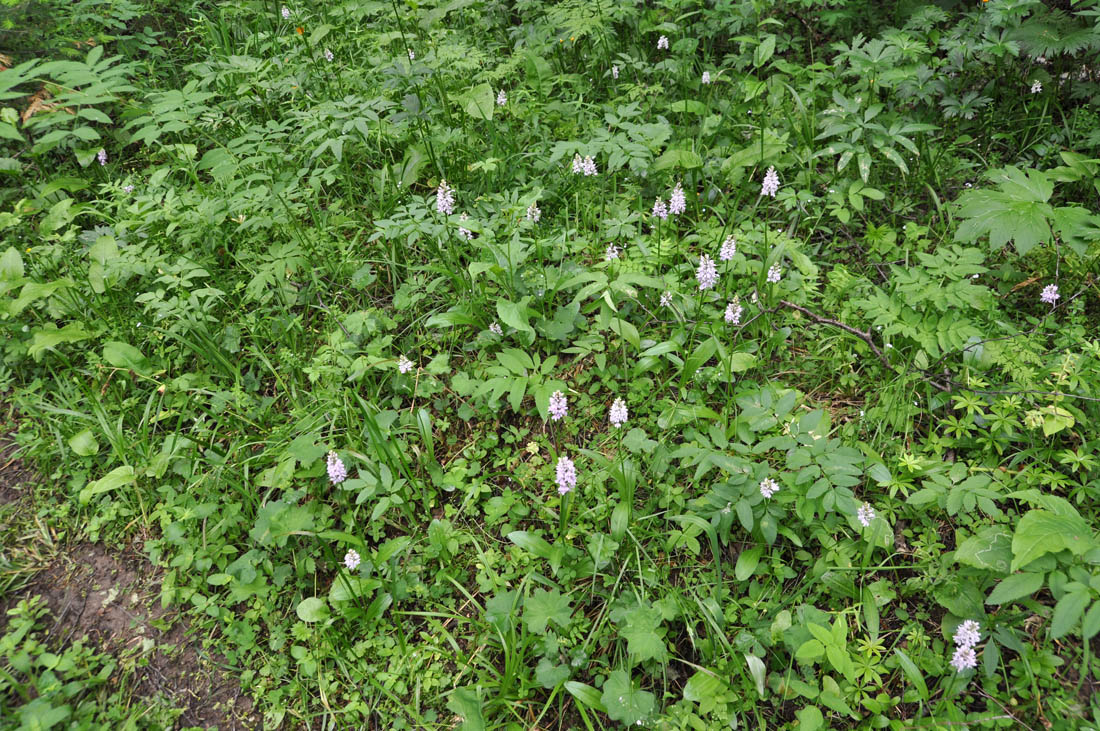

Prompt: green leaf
xmin=496 ymin=297 xmax=535 ymax=336
xmin=797 ymin=706 xmax=824 ymax=731
xmin=893 ymin=648 xmax=929 ymax=702
xmin=955 ymin=166 xmax=1054 ymax=254
xmin=601 ymin=669 xmax=655 ymax=725
xmin=295 ymin=596 xmax=329 ymax=622
xmin=734 ymin=546 xmax=763 ymax=581
xmin=535 ymin=658 xmax=571 ymax=688
xmin=68 ymin=429 xmax=99 ymax=457
xmin=754 ymin=35 xmax=776 ymax=67
xmin=1050 ymin=590 xmax=1090 ymax=639
xmin=683 ymin=670 xmax=726 ymax=714
xmin=446 ymin=686 xmax=485 ymax=731
xmin=744 ymin=653 xmax=766 ymax=696
xmin=564 ymin=682 xmax=606 ymax=712
xmin=78 ymin=465 xmax=135 ymax=504
xmin=653 ymin=148 xmax=703 ymax=171
xmin=986 ymin=572 xmax=1044 ymax=605
xmin=328 ymin=576 xmax=381 ymax=603
xmin=102 ymin=341 xmax=150 ymax=374
xmin=287 ymin=434 xmax=326 ymax=468
xmin=955 ymin=526 xmax=1012 ymax=574
xmin=1082 ymin=602 xmax=1100 ymax=641
xmin=0 ymin=247 xmax=23 ymax=280
xmin=523 ymin=588 xmax=572 ymax=635
xmin=507 ymin=530 xmax=554 ymax=560
xmin=1011 ymin=509 xmax=1095 ymax=571
xmin=618 ymin=603 xmax=667 ymax=662
xmin=460 ymin=83 xmax=495 ymax=120
xmin=28 ymin=322 xmax=91 ymax=359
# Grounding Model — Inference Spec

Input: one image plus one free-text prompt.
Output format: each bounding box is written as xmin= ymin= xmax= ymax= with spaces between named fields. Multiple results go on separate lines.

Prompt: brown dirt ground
xmin=0 ymin=432 xmax=260 ymax=730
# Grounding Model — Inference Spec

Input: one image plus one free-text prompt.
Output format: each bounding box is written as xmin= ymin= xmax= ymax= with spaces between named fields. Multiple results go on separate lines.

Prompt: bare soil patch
xmin=0 ymin=428 xmax=259 ymax=729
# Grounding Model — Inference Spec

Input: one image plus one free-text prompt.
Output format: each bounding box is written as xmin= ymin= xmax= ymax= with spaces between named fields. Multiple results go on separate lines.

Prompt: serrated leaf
xmin=523 ymin=588 xmax=572 ymax=635
xmin=618 ymin=603 xmax=666 ymax=662
xmin=601 ymin=669 xmax=655 ymax=725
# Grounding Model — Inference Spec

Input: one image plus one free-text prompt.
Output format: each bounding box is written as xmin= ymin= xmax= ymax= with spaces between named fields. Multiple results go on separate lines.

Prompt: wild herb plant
xmin=2 ymin=0 xmax=1100 ymax=727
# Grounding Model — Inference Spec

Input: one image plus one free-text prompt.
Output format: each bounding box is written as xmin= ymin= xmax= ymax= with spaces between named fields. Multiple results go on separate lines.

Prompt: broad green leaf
xmin=102 ymin=341 xmax=150 ymax=374
xmin=797 ymin=706 xmax=824 ymax=731
xmin=78 ymin=465 xmax=135 ymax=504
xmin=754 ymin=35 xmax=776 ymax=67
xmin=744 ymin=653 xmax=766 ymax=696
xmin=1050 ymin=590 xmax=1090 ymax=639
xmin=28 ymin=322 xmax=90 ymax=359
xmin=496 ymin=297 xmax=535 ymax=336
xmin=986 ymin=572 xmax=1044 ymax=605
xmin=296 ymin=596 xmax=329 ymax=622
xmin=68 ymin=429 xmax=99 ymax=457
xmin=735 ymin=546 xmax=763 ymax=581
xmin=523 ymin=588 xmax=572 ymax=634
xmin=565 ymin=682 xmax=606 ymax=712
xmin=601 ymin=670 xmax=655 ymax=725
xmin=446 ymin=686 xmax=486 ymax=731
xmin=683 ymin=670 xmax=726 ymax=714
xmin=507 ymin=530 xmax=554 ymax=559
xmin=618 ymin=604 xmax=666 ymax=662
xmin=1082 ymin=602 xmax=1100 ymax=640
xmin=328 ymin=576 xmax=381 ymax=603
xmin=955 ymin=526 xmax=1012 ymax=574
xmin=653 ymin=148 xmax=703 ymax=171
xmin=461 ymin=83 xmax=495 ymax=120
xmin=1011 ymin=509 xmax=1095 ymax=571
xmin=0 ymin=247 xmax=23 ymax=279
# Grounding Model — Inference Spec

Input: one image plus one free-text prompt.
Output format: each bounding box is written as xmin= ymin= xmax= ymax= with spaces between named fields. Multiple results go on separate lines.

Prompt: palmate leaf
xmin=955 ymin=166 xmax=1054 ymax=255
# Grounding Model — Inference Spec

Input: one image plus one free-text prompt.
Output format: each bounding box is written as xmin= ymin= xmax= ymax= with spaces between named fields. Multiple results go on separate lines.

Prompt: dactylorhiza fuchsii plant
xmin=657 ymin=35 xmax=669 ymax=50
xmin=696 ymin=254 xmax=718 ymax=291
xmin=669 ymin=182 xmax=686 ymax=215
xmin=652 ymin=197 xmax=668 ymax=220
xmin=343 ymin=549 xmax=360 ymax=570
xmin=526 ymin=203 xmax=541 ymax=222
xmin=1040 ymin=284 xmax=1059 ymax=305
xmin=327 ymin=451 xmax=347 ymax=485
xmin=760 ymin=166 xmax=780 ymax=197
xmin=719 ymin=235 xmax=736 ymax=261
xmin=571 ymin=155 xmax=597 ymax=176
xmin=759 ymin=477 xmax=780 ymax=498
xmin=857 ymin=502 xmax=876 ymax=527
xmin=701 ymin=71 xmax=711 ymax=85
xmin=724 ymin=298 xmax=743 ymax=325
xmin=397 ymin=355 xmax=415 ymax=374
xmin=488 ymin=322 xmax=503 ymax=336
xmin=605 ymin=244 xmax=621 ymax=261
xmin=950 ymin=620 xmax=982 ymax=672
xmin=436 ymin=180 xmax=455 ymax=215
xmin=548 ymin=390 xmax=568 ymax=421
xmin=766 ymin=264 xmax=783 ymax=284
xmin=609 ymin=398 xmax=628 ymax=428
xmin=496 ymin=89 xmax=507 ymax=106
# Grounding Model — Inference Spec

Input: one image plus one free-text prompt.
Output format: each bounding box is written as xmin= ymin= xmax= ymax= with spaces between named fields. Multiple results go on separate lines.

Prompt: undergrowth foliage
xmin=1 ymin=0 xmax=1100 ymax=727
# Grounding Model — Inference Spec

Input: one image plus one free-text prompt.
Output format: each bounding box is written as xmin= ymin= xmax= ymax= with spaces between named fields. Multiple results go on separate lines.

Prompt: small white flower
xmin=759 ymin=477 xmax=780 ymax=498
xmin=951 ymin=645 xmax=978 ymax=672
xmin=766 ymin=264 xmax=782 ymax=283
xmin=398 ymin=355 xmax=414 ymax=373
xmin=343 ymin=549 xmax=361 ymax=570
xmin=760 ymin=166 xmax=780 ymax=197
xmin=281 ymin=6 xmax=290 ymax=19
xmin=489 ymin=322 xmax=503 ymax=336
xmin=605 ymin=244 xmax=621 ymax=261
xmin=652 ymin=197 xmax=668 ymax=220
xmin=669 ymin=182 xmax=686 ymax=215
xmin=1030 ymin=80 xmax=1042 ymax=94
xmin=526 ymin=203 xmax=541 ymax=222
xmin=97 ymin=149 xmax=107 ymax=166
xmin=724 ymin=298 xmax=743 ymax=325
xmin=323 ymin=49 xmax=334 ymax=62
xmin=702 ymin=71 xmax=711 ymax=85
xmin=659 ymin=291 xmax=673 ymax=307
xmin=1040 ymin=284 xmax=1060 ymax=305
xmin=857 ymin=502 xmax=875 ymax=527
xmin=612 ymin=65 xmax=619 ymax=79
xmin=582 ymin=156 xmax=597 ymax=176
xmin=696 ymin=254 xmax=718 ymax=291
xmin=954 ymin=620 xmax=982 ymax=649
xmin=408 ymin=49 xmax=415 ymax=61
xmin=609 ymin=398 xmax=628 ymax=428
xmin=657 ymin=35 xmax=669 ymax=50
xmin=719 ymin=235 xmax=736 ymax=261
xmin=496 ymin=89 xmax=507 ymax=106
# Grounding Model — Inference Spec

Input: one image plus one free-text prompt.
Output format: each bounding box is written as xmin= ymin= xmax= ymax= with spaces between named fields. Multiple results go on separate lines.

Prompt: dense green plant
xmin=0 ymin=0 xmax=1099 ymax=727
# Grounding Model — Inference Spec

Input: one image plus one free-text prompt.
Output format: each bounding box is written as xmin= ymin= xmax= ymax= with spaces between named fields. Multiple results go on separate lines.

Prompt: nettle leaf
xmin=601 ymin=670 xmax=655 ymax=725
xmin=955 ymin=166 xmax=1054 ymax=255
xmin=523 ymin=588 xmax=572 ymax=635
xmin=1011 ymin=509 xmax=1095 ymax=571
